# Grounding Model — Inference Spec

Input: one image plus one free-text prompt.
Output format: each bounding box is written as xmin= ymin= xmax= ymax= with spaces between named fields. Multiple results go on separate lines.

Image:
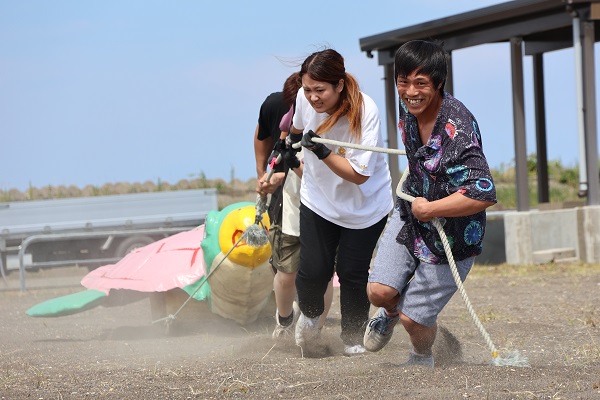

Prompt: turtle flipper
xmin=26 ymin=289 xmax=107 ymax=317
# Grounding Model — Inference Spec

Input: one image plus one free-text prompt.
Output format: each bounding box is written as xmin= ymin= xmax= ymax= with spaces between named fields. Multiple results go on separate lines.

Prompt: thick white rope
xmin=255 ymin=154 xmax=281 ymax=225
xmin=395 ymin=167 xmax=499 ymax=357
xmin=161 ymin=135 xmax=526 ymax=365
xmin=396 ymin=167 xmax=510 ymax=365
xmin=311 ymin=136 xmax=528 ymax=367
xmin=292 ymin=137 xmax=406 ymax=156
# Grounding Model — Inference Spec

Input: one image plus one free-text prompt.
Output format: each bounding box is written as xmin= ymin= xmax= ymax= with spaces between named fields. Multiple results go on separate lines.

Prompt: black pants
xmin=296 ymin=203 xmax=387 ymax=346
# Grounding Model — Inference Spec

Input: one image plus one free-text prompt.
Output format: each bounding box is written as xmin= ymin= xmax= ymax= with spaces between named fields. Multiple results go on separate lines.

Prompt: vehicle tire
xmin=114 ymin=235 xmax=155 ymax=258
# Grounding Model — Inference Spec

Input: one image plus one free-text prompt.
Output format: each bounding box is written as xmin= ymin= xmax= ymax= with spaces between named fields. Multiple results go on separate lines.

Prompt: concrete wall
xmin=504 ymin=211 xmax=533 ymax=264
xmin=503 ymin=205 xmax=600 ymax=265
xmin=418 ymin=206 xmax=599 ymax=266
xmin=579 ymin=206 xmax=600 ymax=262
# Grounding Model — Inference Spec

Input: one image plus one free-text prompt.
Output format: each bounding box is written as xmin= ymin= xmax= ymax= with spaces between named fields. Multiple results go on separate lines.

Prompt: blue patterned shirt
xmin=396 ymin=92 xmax=497 ymax=264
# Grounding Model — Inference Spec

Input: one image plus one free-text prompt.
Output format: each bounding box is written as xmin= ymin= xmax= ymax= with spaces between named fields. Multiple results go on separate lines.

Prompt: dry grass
xmin=472 ymin=261 xmax=600 ymax=278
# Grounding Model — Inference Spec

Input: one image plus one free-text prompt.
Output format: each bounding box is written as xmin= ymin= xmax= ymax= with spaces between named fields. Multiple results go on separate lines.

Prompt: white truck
xmin=0 ymin=189 xmax=218 ymax=281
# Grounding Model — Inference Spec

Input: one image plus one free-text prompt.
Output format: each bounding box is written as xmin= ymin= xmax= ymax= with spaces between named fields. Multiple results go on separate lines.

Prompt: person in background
xmin=288 ymin=49 xmax=393 ymax=355
xmin=253 ymin=80 xmax=290 ymax=194
xmin=255 ymin=73 xmax=333 ymax=339
xmin=363 ymin=40 xmax=497 ymax=368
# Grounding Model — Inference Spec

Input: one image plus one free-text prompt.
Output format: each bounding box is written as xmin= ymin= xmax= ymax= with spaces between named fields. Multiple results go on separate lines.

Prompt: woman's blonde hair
xmin=300 ymin=49 xmax=363 ymax=139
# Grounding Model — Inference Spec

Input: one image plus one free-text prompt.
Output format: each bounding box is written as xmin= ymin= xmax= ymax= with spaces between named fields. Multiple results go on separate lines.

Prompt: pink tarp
xmin=81 ymin=227 xmax=207 ymax=294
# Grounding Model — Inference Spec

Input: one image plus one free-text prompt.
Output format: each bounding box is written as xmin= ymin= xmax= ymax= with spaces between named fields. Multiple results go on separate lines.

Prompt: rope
xmin=306 ymin=136 xmax=527 ymax=366
xmin=255 ymin=194 xmax=268 ymax=223
xmin=433 ymin=217 xmax=500 ymax=357
xmin=397 ymin=167 xmax=500 ymax=358
xmin=254 ymin=154 xmax=281 ymax=225
xmin=309 ymin=137 xmax=406 ymax=156
xmin=156 ymin=134 xmax=527 ymax=366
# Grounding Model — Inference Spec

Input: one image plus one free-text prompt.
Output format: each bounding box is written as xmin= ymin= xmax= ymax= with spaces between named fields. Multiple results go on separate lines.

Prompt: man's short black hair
xmin=394 ymin=40 xmax=448 ymax=94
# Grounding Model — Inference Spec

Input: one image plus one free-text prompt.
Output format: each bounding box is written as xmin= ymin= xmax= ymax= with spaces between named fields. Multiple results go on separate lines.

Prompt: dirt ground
xmin=1 ymin=262 xmax=599 ymax=400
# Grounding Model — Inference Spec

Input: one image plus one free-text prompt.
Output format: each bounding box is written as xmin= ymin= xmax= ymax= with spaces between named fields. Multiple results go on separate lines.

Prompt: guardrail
xmin=17 ymin=227 xmax=196 ymax=291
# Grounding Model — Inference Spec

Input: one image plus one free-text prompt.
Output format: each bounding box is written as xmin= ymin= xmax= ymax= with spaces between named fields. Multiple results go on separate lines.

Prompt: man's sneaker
xmin=295 ymin=312 xmax=321 ymax=348
xmin=363 ymin=307 xmax=399 ymax=352
xmin=343 ymin=344 xmax=366 ymax=355
xmin=398 ymin=350 xmax=435 ymax=368
xmin=272 ymin=311 xmax=295 ymax=339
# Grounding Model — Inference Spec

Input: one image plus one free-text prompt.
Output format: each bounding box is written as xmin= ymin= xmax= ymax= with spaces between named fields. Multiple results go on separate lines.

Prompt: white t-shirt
xmin=292 ymin=88 xmax=393 ymax=229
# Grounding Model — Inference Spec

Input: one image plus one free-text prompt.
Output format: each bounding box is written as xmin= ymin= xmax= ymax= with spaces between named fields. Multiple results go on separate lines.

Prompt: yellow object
xmin=218 ymin=205 xmax=271 ymax=267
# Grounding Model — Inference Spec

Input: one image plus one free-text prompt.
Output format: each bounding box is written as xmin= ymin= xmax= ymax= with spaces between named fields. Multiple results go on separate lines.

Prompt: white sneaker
xmin=344 ymin=344 xmax=366 ymax=355
xmin=272 ymin=311 xmax=295 ymax=339
xmin=363 ymin=307 xmax=399 ymax=352
xmin=294 ymin=312 xmax=321 ymax=348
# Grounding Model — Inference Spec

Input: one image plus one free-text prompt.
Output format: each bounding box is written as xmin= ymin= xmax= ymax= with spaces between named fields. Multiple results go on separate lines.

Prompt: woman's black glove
xmin=301 ymin=130 xmax=331 ymax=160
xmin=282 ymin=146 xmax=301 ymax=169
xmin=287 ymin=131 xmax=303 ymax=149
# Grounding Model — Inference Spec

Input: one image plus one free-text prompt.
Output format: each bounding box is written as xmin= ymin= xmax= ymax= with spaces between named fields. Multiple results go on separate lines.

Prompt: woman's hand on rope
xmin=301 ymin=130 xmax=331 ymax=160
xmin=267 ymin=139 xmax=285 ymax=173
xmin=287 ymin=128 xmax=303 ymax=148
xmin=281 ymin=145 xmax=301 ymax=169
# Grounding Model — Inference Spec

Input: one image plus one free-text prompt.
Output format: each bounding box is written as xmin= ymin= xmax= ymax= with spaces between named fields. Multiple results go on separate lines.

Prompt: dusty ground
xmin=1 ymin=262 xmax=599 ymax=400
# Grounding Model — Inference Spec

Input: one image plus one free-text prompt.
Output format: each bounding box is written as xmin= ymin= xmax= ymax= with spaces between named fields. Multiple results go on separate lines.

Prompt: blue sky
xmin=0 ymin=1 xmax=594 ymax=192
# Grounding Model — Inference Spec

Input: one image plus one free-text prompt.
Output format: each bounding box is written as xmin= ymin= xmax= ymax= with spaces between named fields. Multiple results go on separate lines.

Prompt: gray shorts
xmin=368 ymin=208 xmax=474 ymax=327
xmin=269 ymin=225 xmax=300 ymax=273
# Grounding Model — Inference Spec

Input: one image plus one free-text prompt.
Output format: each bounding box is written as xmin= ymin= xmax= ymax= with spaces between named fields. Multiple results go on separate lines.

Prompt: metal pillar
xmin=581 ymin=19 xmax=600 ymax=205
xmin=573 ymin=16 xmax=589 ymax=198
xmin=532 ymin=53 xmax=549 ymax=203
xmin=510 ymin=37 xmax=530 ymax=211
xmin=384 ymin=63 xmax=400 ymax=193
xmin=446 ymin=51 xmax=454 ymax=95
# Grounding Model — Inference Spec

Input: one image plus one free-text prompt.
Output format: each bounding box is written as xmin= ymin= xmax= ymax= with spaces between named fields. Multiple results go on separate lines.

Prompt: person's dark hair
xmin=282 ymin=72 xmax=301 ymax=107
xmin=299 ymin=49 xmax=363 ymax=138
xmin=394 ymin=40 xmax=447 ymax=94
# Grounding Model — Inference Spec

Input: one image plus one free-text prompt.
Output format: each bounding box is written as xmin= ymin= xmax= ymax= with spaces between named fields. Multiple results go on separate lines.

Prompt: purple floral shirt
xmin=396 ymin=92 xmax=497 ymax=264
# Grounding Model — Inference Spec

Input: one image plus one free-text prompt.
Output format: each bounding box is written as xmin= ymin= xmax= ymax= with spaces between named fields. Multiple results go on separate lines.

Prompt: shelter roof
xmin=360 ymin=0 xmax=600 ymax=63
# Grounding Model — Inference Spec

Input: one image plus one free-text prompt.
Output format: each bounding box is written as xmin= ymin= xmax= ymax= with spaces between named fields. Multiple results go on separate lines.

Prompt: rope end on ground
xmin=151 ymin=314 xmax=176 ymax=326
xmin=492 ymin=350 xmax=530 ymax=367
